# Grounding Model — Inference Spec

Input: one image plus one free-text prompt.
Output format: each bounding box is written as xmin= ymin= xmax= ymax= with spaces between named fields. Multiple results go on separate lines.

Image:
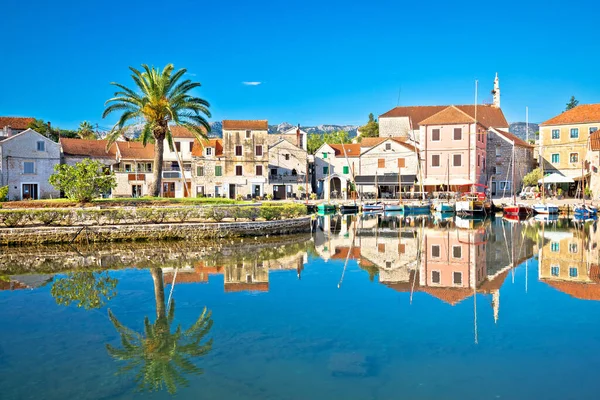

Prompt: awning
xmin=538 ymin=173 xmax=574 ymax=184
xmin=573 ymin=173 xmax=591 ymax=181
xmin=421 ymin=177 xmax=445 ymax=186
xmin=449 ymin=178 xmax=473 ymax=186
xmin=354 ymin=174 xmax=416 ymax=185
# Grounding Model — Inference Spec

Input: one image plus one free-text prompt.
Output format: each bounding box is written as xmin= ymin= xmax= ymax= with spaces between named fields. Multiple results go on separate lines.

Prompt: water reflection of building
xmin=539 ymin=226 xmax=600 ymax=300
xmin=0 ymin=274 xmax=53 ymax=291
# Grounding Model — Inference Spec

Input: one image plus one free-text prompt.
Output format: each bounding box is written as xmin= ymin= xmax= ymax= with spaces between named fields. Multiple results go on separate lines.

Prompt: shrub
xmin=523 ymin=168 xmax=542 ymax=188
xmin=0 ymin=186 xmax=8 ymax=202
xmin=266 ymin=194 xmax=273 ymax=201
xmin=236 ymin=194 xmax=244 ymax=201
xmin=231 ymin=206 xmax=244 ymax=221
xmin=585 ymin=187 xmax=593 ymax=197
xmin=205 ymin=207 xmax=227 ymax=222
xmin=171 ymin=207 xmax=194 ymax=223
xmin=260 ymin=205 xmax=281 ymax=221
xmin=34 ymin=210 xmax=63 ymax=225
xmin=0 ymin=210 xmax=29 ymax=227
xmin=310 ymin=193 xmax=317 ymax=200
xmin=241 ymin=206 xmax=260 ymax=221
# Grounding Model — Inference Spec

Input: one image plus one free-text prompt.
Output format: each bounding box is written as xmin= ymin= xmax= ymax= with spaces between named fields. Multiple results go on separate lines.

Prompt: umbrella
xmin=538 ymin=173 xmax=574 ymax=184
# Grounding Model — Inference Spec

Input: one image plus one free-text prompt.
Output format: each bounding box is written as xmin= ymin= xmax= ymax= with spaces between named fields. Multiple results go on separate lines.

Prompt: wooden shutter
xmin=397 ymin=158 xmax=405 ymax=168
xmin=378 ymin=159 xmax=385 ymax=168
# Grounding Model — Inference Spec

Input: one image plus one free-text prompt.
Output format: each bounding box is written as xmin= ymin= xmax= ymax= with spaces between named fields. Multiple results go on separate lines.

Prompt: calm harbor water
xmin=1 ymin=215 xmax=600 ymax=400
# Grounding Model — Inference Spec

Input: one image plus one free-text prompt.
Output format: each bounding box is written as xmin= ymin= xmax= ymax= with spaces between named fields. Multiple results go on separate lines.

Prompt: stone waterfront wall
xmin=0 ymin=216 xmax=312 ymax=245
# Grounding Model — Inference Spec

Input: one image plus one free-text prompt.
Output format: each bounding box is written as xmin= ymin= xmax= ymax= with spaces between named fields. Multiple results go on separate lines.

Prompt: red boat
xmin=503 ymin=204 xmax=532 ymax=219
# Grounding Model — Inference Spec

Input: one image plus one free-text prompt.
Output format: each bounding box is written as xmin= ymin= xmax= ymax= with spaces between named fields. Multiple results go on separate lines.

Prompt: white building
xmin=314 ymin=143 xmax=360 ymax=200
xmin=268 ymin=139 xmax=308 ymax=199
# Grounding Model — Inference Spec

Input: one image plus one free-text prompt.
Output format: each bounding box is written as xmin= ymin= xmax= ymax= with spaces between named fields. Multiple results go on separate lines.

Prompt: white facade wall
xmin=313 ymin=144 xmax=357 ymax=199
xmin=267 ymin=140 xmax=308 ymax=198
xmin=359 ymin=139 xmax=419 ymax=194
xmin=0 ymin=129 xmax=60 ymax=200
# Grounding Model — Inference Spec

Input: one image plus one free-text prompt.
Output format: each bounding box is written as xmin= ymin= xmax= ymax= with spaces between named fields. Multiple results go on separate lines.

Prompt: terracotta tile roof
xmin=60 ymin=138 xmax=117 ymax=158
xmin=359 ymin=137 xmax=388 ymax=147
xmin=0 ymin=280 xmax=28 ymax=291
xmin=419 ymin=106 xmax=476 ymax=125
xmin=329 ymin=143 xmax=361 ymax=158
xmin=540 ymin=104 xmax=600 ymax=126
xmin=116 ymin=141 xmax=155 ymax=160
xmin=224 ymin=282 xmax=269 ymax=293
xmin=421 ymin=286 xmax=473 ymax=306
xmin=379 ymin=106 xmax=448 ymax=128
xmin=381 ymin=105 xmax=508 ymax=129
xmin=543 ymin=280 xmax=600 ymax=301
xmin=591 ymin=131 xmax=600 ymax=151
xmin=478 ymin=270 xmax=510 ymax=293
xmin=0 ymin=116 xmax=35 ymax=130
xmin=331 ymin=246 xmax=361 ymax=260
xmin=170 ymin=125 xmax=208 ymax=138
xmin=222 ymin=120 xmax=269 ymax=130
xmin=191 ymin=138 xmax=223 ymax=157
xmin=454 ymin=105 xmax=509 ymax=129
xmin=494 ymin=129 xmax=534 ymax=148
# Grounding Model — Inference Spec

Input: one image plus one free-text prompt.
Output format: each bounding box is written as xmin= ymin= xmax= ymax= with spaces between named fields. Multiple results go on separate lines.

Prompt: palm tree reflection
xmin=106 ymin=267 xmax=213 ymax=395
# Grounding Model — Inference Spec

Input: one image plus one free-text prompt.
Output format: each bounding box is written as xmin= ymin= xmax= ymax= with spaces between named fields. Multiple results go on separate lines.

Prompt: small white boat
xmin=532 ymin=203 xmax=559 ymax=215
xmin=384 ymin=204 xmax=404 ymax=212
xmin=362 ymin=203 xmax=384 ymax=212
xmin=434 ymin=202 xmax=455 ymax=213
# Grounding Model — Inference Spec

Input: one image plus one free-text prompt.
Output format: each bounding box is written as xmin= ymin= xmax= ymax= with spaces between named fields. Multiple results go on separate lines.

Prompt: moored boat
xmin=455 ymin=198 xmax=487 ymax=216
xmin=434 ymin=202 xmax=454 ymax=213
xmin=383 ymin=204 xmax=403 ymax=212
xmin=573 ymin=204 xmax=597 ymax=219
xmin=402 ymin=203 xmax=432 ymax=214
xmin=362 ymin=203 xmax=384 ymax=212
xmin=339 ymin=204 xmax=359 ymax=214
xmin=532 ymin=203 xmax=559 ymax=215
xmin=317 ymin=204 xmax=337 ymax=214
xmin=503 ymin=204 xmax=532 ymax=217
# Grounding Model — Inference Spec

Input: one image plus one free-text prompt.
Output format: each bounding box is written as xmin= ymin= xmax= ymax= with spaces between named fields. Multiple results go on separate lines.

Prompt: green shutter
xmin=215 ymin=166 xmax=222 ymax=176
xmin=343 ymin=166 xmax=349 ymax=174
xmin=323 ymin=152 xmax=327 ymax=159
xmin=323 ymin=166 xmax=329 ymax=175
xmin=196 ymin=166 xmax=204 ymax=176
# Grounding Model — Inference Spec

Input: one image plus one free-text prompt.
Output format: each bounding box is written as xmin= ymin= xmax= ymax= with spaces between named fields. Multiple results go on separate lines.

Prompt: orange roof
xmin=380 ymin=106 xmax=448 ymax=128
xmin=60 ymin=138 xmax=118 ymax=158
xmin=164 ymin=272 xmax=208 ymax=284
xmin=328 ymin=143 xmax=361 ymax=158
xmin=421 ymin=286 xmax=473 ymax=306
xmin=224 ymin=282 xmax=269 ymax=293
xmin=116 ymin=141 xmax=155 ymax=160
xmin=541 ymin=104 xmax=600 ymax=126
xmin=591 ymin=131 xmax=600 ymax=151
xmin=0 ymin=280 xmax=28 ymax=291
xmin=420 ymin=106 xmax=475 ymax=125
xmin=478 ymin=270 xmax=510 ymax=293
xmin=494 ymin=129 xmax=533 ymax=148
xmin=544 ymin=280 xmax=600 ymax=301
xmin=223 ymin=120 xmax=268 ymax=130
xmin=169 ymin=125 xmax=209 ymax=138
xmin=0 ymin=116 xmax=35 ymax=130
xmin=191 ymin=138 xmax=223 ymax=156
xmin=331 ymin=246 xmax=361 ymax=260
xmin=381 ymin=105 xmax=508 ymax=129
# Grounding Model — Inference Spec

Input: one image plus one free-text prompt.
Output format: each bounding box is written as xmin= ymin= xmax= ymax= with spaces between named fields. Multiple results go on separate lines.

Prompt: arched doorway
xmin=330 ymin=177 xmax=342 ymax=199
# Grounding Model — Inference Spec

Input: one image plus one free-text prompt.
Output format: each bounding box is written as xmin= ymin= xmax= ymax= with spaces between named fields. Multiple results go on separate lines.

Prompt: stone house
xmin=378 ymin=106 xmax=446 ymax=143
xmin=0 ymin=116 xmax=35 ymax=139
xmin=268 ymin=125 xmax=308 ymax=152
xmin=540 ymin=104 xmax=600 ymax=196
xmin=220 ymin=120 xmax=271 ymax=199
xmin=0 ymin=129 xmax=60 ymax=200
xmin=356 ymin=137 xmax=419 ymax=198
xmin=314 ymin=143 xmax=360 ymax=200
xmin=486 ymin=128 xmax=534 ymax=196
xmin=268 ymin=139 xmax=308 ymax=199
xmin=112 ymin=141 xmax=155 ymax=197
xmin=60 ymin=138 xmax=118 ymax=167
xmin=191 ymin=138 xmax=225 ymax=197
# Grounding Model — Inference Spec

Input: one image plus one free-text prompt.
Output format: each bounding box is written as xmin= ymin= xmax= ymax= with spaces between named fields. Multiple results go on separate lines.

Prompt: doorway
xmin=491 ymin=181 xmax=497 ymax=196
xmin=162 ymin=182 xmax=176 ymax=198
xmin=22 ymin=183 xmax=39 ymax=200
xmin=273 ymin=185 xmax=285 ymax=200
xmin=229 ymin=184 xmax=236 ymax=199
xmin=253 ymin=185 xmax=261 ymax=198
xmin=131 ymin=184 xmax=142 ymax=198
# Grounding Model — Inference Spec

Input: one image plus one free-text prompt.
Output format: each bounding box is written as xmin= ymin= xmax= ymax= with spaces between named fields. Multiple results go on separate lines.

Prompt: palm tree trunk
xmin=151 ymin=132 xmax=166 ymax=197
xmin=150 ymin=267 xmax=166 ymax=320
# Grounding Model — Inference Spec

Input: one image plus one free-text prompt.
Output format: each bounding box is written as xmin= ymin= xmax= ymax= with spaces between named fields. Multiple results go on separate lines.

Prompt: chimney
xmin=296 ymin=123 xmax=301 ymax=148
xmin=6 ymin=125 xmax=13 ymax=137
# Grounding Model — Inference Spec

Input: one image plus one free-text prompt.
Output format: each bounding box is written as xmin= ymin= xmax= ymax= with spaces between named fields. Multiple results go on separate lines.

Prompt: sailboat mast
xmin=512 ymin=141 xmax=516 ymax=205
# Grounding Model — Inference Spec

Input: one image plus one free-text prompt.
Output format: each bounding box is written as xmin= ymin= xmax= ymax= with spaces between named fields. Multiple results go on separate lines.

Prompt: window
xmin=285 ymin=154 xmax=290 ymax=161
xmin=36 ymin=141 xmax=45 ymax=151
xmin=569 ymin=243 xmax=578 ymax=253
xmin=175 ymin=142 xmax=181 ymax=152
xmin=453 ymin=128 xmax=462 ymax=140
xmin=255 ymin=145 xmax=263 ymax=156
xmin=570 ymin=128 xmax=579 ymax=139
xmin=215 ymin=186 xmax=221 ymax=196
xmin=322 ymin=152 xmax=327 ymax=159
xmin=431 ymin=245 xmax=441 ymax=258
xmin=343 ymin=166 xmax=349 ymax=174
xmin=146 ymin=163 xmax=152 ymax=172
xmin=591 ymin=127 xmax=598 ymax=134
xmin=196 ymin=166 xmax=204 ymax=176
xmin=551 ymin=153 xmax=560 ymax=163
xmin=378 ymin=243 xmax=385 ymax=253
xmin=23 ymin=161 xmax=35 ymax=174
xmin=246 ymin=130 xmax=252 ymax=139
xmin=551 ymin=242 xmax=560 ymax=252
xmin=398 ymin=244 xmax=405 ymax=254
xmin=431 ymin=154 xmax=440 ymax=167
xmin=378 ymin=158 xmax=385 ymax=168
xmin=570 ymin=153 xmax=579 ymax=163
xmin=197 ymin=186 xmax=205 ymax=196
xmin=453 ymin=272 xmax=462 ymax=285
xmin=477 ymin=154 xmax=481 ymax=167
xmin=569 ymin=267 xmax=578 ymax=278
xmin=323 ymin=166 xmax=329 ymax=175
xmin=432 ymin=129 xmax=441 ymax=141
xmin=256 ymin=165 xmax=263 ymax=176
xmin=271 ymin=168 xmax=278 ymax=176
xmin=189 ymin=142 xmax=193 ymax=152
xmin=386 ymin=261 xmax=392 ymax=269
xmin=432 ymin=271 xmax=441 ymax=284
xmin=453 ymin=154 xmax=462 ymax=167
xmin=452 ymin=245 xmax=462 ymax=259
xmin=385 ymin=143 xmax=392 ymax=150
xmin=551 ymin=266 xmax=559 ymax=277
xmin=215 ymin=166 xmax=222 ymax=176
xmin=124 ymin=163 xmax=132 ymax=172
xmin=552 ymin=129 xmax=560 ymax=139
xmin=206 ymin=147 xmax=213 ymax=156
xmin=235 ymin=145 xmax=243 ymax=156
xmin=235 ymin=165 xmax=243 ymax=176
xmin=496 ymin=147 xmax=501 ymax=158
xmin=491 ymin=166 xmax=497 ymax=174
xmin=499 ymin=181 xmax=511 ymax=191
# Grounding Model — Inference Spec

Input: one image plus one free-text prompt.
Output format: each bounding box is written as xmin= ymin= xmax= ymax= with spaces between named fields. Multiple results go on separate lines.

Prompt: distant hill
xmin=208 ymin=121 xmax=359 ymax=138
xmin=509 ymin=122 xmax=538 ymax=142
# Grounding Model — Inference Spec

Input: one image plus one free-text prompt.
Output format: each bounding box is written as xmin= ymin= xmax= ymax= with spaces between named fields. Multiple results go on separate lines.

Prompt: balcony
xmin=269 ymin=174 xmax=306 ymax=183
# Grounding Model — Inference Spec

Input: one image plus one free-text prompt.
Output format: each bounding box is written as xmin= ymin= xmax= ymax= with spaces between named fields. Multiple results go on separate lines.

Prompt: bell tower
xmin=491 ymin=73 xmax=500 ymax=108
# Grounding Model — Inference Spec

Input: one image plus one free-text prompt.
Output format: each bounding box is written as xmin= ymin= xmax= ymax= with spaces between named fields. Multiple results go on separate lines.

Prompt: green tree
xmin=522 ymin=167 xmax=542 ymax=187
xmin=103 ymin=64 xmax=211 ymax=196
xmin=78 ymin=121 xmax=96 ymax=139
xmin=107 ymin=268 xmax=213 ymax=395
xmin=307 ymin=133 xmax=325 ymax=154
xmin=358 ymin=113 xmax=379 ymax=138
xmin=566 ymin=96 xmax=579 ymax=111
xmin=51 ymin=271 xmax=118 ymax=310
xmin=49 ymin=159 xmax=116 ymax=202
xmin=27 ymin=119 xmax=79 ymax=141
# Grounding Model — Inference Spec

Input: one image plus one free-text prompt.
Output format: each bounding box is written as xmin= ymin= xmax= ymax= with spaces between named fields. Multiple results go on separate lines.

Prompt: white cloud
xmin=242 ymin=81 xmax=262 ymax=86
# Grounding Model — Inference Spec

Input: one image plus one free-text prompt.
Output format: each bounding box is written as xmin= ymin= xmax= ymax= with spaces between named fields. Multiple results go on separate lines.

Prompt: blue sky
xmin=2 ymin=0 xmax=599 ymax=130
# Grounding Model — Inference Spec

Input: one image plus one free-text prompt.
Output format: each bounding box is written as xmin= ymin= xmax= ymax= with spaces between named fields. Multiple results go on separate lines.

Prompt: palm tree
xmin=106 ymin=268 xmax=213 ymax=395
xmin=103 ymin=64 xmax=211 ymax=196
xmin=78 ymin=121 xmax=96 ymax=139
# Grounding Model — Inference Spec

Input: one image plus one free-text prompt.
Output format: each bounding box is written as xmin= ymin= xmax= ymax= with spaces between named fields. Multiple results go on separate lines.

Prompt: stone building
xmin=112 ymin=141 xmax=155 ymax=197
xmin=268 ymin=138 xmax=308 ymax=199
xmin=0 ymin=129 xmax=60 ymax=200
xmin=486 ymin=128 xmax=534 ymax=196
xmin=191 ymin=138 xmax=225 ymax=197
xmin=60 ymin=138 xmax=117 ymax=167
